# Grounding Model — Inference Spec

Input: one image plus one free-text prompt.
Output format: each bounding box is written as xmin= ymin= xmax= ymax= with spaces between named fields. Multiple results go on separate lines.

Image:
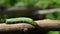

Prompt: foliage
xmin=47 ymin=31 xmax=59 ymax=34
xmin=46 ymin=12 xmax=60 ymax=20
xmin=0 ymin=0 xmax=60 ymax=8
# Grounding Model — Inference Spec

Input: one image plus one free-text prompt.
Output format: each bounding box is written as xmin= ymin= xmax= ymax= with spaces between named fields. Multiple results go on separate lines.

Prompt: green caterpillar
xmin=5 ymin=17 xmax=37 ymax=26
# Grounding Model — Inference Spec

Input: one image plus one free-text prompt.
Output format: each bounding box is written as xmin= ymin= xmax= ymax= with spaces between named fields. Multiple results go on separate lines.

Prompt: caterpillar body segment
xmin=6 ymin=17 xmax=37 ymax=26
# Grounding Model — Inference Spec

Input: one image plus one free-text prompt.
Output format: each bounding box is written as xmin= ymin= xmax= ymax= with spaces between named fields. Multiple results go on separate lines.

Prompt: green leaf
xmin=46 ymin=13 xmax=56 ymax=20
xmin=56 ymin=12 xmax=60 ymax=20
xmin=46 ymin=11 xmax=60 ymax=20
xmin=0 ymin=0 xmax=5 ymax=5
xmin=4 ymin=0 xmax=11 ymax=7
xmin=0 ymin=18 xmax=6 ymax=23
xmin=51 ymin=0 xmax=57 ymax=3
xmin=52 ymin=12 xmax=59 ymax=18
xmin=0 ymin=0 xmax=12 ymax=7
xmin=56 ymin=0 xmax=60 ymax=4
xmin=9 ymin=0 xmax=17 ymax=6
xmin=47 ymin=31 xmax=59 ymax=34
xmin=35 ymin=0 xmax=51 ymax=9
xmin=14 ymin=2 xmax=27 ymax=7
xmin=14 ymin=0 xmax=38 ymax=7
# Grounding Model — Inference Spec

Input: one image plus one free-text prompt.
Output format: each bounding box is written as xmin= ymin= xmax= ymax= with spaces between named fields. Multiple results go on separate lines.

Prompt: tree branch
xmin=35 ymin=19 xmax=60 ymax=30
xmin=0 ymin=23 xmax=35 ymax=32
xmin=7 ymin=8 xmax=60 ymax=14
xmin=34 ymin=8 xmax=60 ymax=15
xmin=0 ymin=19 xmax=60 ymax=32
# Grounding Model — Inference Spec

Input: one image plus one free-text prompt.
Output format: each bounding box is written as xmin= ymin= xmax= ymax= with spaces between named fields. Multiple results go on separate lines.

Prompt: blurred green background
xmin=0 ymin=0 xmax=60 ymax=19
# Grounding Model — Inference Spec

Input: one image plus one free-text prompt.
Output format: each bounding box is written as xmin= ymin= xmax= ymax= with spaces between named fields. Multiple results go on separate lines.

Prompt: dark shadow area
xmin=0 ymin=28 xmax=49 ymax=34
